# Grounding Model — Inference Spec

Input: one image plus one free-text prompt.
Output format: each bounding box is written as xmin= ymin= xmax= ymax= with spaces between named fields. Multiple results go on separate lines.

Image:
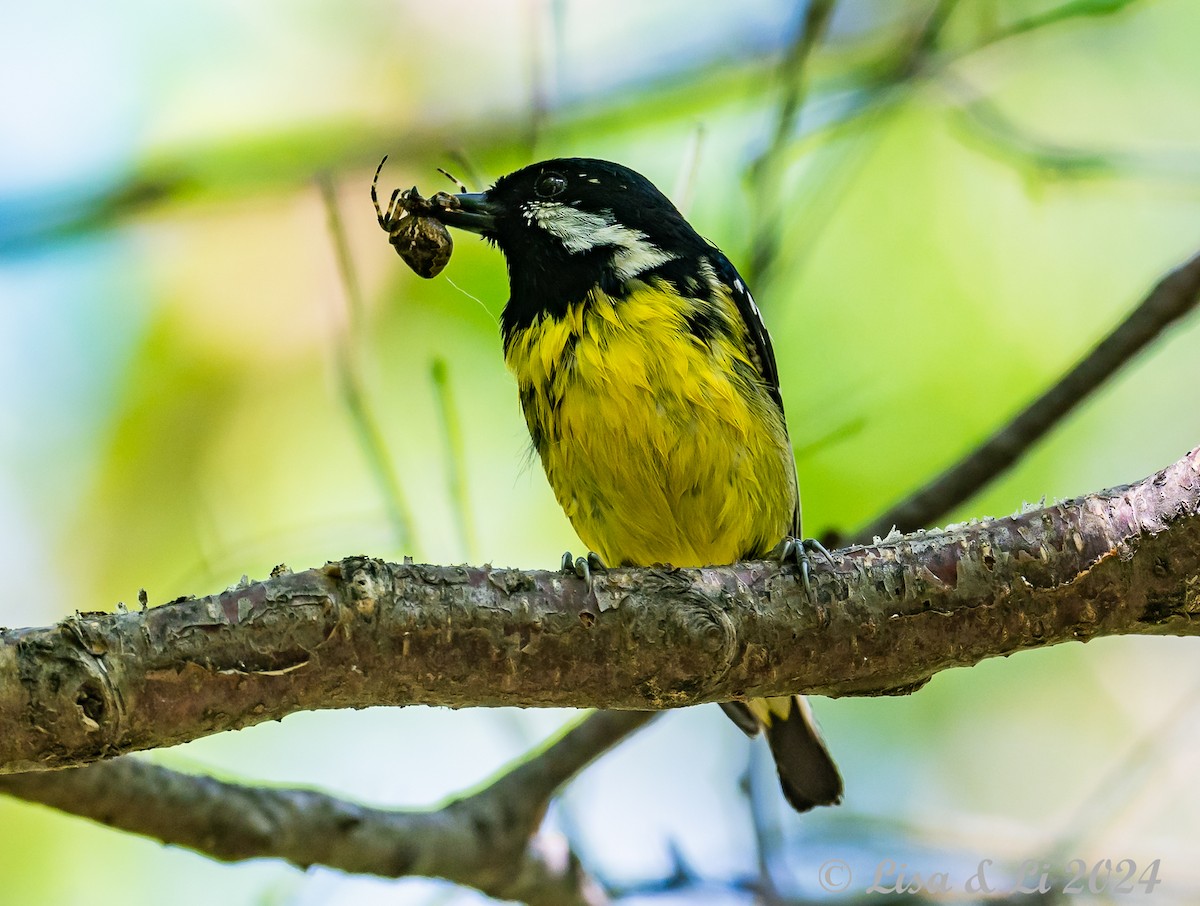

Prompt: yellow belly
xmin=505 ymin=283 xmax=796 ymax=567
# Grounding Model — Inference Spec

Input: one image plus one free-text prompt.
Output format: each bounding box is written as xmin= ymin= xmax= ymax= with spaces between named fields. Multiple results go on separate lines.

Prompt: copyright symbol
xmin=819 ymin=859 xmax=852 ymax=892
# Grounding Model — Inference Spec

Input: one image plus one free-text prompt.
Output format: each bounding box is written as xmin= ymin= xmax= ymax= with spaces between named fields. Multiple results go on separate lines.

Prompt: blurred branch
xmin=768 ymin=1 xmax=838 ymax=158
xmin=942 ymin=82 xmax=1200 ymax=185
xmin=855 ymin=248 xmax=1200 ymax=543
xmin=317 ymin=172 xmax=366 ymax=329
xmin=0 ymin=0 xmax=1153 ymax=259
xmin=317 ymin=173 xmax=417 ymax=554
xmin=671 ymin=124 xmax=706 ymax=218
xmin=744 ymin=747 xmax=788 ymax=904
xmin=3 ymin=446 xmax=1199 ymax=774
xmin=748 ymin=0 xmax=1165 ymax=276
xmin=944 ymin=88 xmax=1118 ymax=181
xmin=603 ymin=840 xmax=704 ymax=900
xmin=1045 ymin=673 xmax=1200 ymax=865
xmin=431 ymin=358 xmax=478 ymax=560
xmin=0 ymin=710 xmax=651 ymax=906
xmin=744 ymin=0 xmax=960 ymax=286
xmin=523 ymin=0 xmax=562 ymax=157
xmin=745 ymin=0 xmax=837 ymax=286
xmin=895 ymin=0 xmax=960 ymax=80
xmin=964 ymin=0 xmax=1143 ymax=56
xmin=935 ymin=69 xmax=1200 ymax=185
xmin=443 ymin=149 xmax=486 ymax=194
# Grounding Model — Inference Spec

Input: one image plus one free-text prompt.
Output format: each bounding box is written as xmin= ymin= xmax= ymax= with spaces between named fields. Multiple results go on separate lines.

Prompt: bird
xmin=428 ymin=157 xmax=842 ymax=812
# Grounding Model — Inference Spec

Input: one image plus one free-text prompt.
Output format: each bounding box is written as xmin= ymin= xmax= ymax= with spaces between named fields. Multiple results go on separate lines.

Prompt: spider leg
xmin=371 ymin=155 xmax=389 ymax=225
xmin=437 ymin=167 xmax=469 ymax=193
xmin=385 ymin=187 xmax=404 ymax=227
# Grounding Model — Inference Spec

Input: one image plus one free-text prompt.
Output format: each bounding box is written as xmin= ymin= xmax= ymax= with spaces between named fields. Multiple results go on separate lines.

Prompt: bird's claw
xmin=773 ymin=536 xmax=834 ymax=598
xmin=561 ymin=550 xmax=607 ymax=588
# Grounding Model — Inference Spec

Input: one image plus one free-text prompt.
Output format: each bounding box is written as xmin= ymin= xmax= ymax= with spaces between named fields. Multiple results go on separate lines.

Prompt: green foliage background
xmin=2 ymin=0 xmax=1199 ymax=902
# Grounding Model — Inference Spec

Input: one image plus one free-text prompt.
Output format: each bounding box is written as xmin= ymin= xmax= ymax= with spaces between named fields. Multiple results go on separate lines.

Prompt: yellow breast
xmin=505 ymin=282 xmax=796 ymax=567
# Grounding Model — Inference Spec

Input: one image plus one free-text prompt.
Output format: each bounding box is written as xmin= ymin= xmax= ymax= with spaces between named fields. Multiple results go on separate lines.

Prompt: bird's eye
xmin=535 ymin=172 xmax=567 ymax=198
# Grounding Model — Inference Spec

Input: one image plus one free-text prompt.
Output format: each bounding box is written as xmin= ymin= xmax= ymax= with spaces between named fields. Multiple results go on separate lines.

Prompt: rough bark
xmin=2 ymin=446 xmax=1198 ymax=775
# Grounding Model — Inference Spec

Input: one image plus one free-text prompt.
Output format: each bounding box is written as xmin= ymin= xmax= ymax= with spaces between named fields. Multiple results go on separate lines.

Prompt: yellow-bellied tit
xmin=429 ymin=158 xmax=842 ymax=812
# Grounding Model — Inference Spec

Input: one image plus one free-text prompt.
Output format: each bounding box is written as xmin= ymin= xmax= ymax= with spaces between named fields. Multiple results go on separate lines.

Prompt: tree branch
xmin=2 ymin=447 xmax=1198 ymax=774
xmin=855 ymin=248 xmax=1200 ymax=542
xmin=0 ymin=709 xmax=651 ymax=903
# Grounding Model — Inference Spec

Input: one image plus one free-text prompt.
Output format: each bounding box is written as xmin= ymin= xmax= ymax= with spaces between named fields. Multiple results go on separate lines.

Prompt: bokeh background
xmin=3 ymin=0 xmax=1200 ymax=902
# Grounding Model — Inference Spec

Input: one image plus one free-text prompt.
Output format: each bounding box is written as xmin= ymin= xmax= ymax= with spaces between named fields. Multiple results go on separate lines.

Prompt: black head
xmin=436 ymin=158 xmax=711 ymax=336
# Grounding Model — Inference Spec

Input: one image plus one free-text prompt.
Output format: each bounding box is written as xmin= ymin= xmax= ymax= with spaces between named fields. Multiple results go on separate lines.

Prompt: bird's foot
xmin=561 ymin=550 xmax=607 ymax=588
xmin=772 ymin=536 xmax=834 ymax=598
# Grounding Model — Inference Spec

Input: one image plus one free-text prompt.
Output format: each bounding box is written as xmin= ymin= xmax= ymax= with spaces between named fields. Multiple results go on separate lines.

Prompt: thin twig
xmin=855 ymin=249 xmax=1200 ymax=543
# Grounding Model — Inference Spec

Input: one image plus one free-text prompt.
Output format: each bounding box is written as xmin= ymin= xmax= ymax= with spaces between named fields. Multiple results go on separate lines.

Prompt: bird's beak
xmin=435 ymin=192 xmax=499 ymax=235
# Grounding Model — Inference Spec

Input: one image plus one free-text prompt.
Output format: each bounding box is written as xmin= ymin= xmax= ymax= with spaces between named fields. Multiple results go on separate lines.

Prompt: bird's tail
xmin=721 ymin=695 xmax=842 ymax=812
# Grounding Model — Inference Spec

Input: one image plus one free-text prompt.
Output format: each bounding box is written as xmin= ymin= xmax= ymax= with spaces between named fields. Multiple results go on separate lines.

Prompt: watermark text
xmin=816 ymin=857 xmax=1163 ymax=896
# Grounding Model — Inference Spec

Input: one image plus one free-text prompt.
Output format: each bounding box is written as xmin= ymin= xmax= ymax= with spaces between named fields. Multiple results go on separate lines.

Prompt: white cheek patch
xmin=523 ymin=202 xmax=611 ymax=251
xmin=522 ymin=201 xmax=677 ymax=281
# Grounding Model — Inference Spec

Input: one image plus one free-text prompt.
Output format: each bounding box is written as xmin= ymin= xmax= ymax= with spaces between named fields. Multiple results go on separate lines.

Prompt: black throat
xmin=499 ymin=244 xmax=635 ymax=348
